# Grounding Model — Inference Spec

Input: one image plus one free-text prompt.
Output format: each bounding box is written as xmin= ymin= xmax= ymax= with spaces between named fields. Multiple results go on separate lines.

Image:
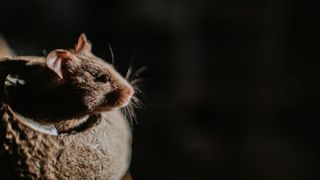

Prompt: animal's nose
xmin=104 ymin=85 xmax=134 ymax=107
xmin=115 ymin=86 xmax=134 ymax=107
xmin=122 ymin=86 xmax=134 ymax=97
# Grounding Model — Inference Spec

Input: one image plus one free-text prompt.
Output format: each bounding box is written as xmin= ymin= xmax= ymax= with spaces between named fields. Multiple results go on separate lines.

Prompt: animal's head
xmin=46 ymin=34 xmax=134 ymax=113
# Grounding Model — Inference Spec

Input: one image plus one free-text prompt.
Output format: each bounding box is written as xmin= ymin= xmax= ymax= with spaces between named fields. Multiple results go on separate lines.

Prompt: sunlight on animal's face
xmin=45 ymin=33 xmax=135 ymax=115
xmin=61 ymin=52 xmax=134 ymax=113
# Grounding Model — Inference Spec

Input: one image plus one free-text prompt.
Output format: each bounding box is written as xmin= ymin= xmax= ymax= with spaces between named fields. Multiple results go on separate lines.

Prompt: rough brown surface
xmin=0 ymin=104 xmax=132 ymax=180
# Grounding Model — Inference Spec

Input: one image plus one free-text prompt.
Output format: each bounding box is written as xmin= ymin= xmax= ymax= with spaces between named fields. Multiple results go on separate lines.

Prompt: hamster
xmin=3 ymin=34 xmax=134 ymax=134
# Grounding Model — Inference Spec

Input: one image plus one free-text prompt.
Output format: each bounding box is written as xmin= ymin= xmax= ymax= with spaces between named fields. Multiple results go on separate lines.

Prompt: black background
xmin=1 ymin=0 xmax=320 ymax=179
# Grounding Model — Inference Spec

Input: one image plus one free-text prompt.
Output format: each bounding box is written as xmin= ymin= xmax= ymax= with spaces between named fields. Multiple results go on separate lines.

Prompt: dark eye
xmin=95 ymin=74 xmax=110 ymax=83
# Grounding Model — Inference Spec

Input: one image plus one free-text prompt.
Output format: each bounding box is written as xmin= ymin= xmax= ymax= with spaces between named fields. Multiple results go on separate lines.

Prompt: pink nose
xmin=115 ymin=86 xmax=134 ymax=107
xmin=123 ymin=86 xmax=134 ymax=97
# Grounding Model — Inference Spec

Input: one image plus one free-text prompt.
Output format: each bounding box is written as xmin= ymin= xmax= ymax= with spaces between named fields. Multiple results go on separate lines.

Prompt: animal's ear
xmin=46 ymin=50 xmax=75 ymax=79
xmin=75 ymin=33 xmax=92 ymax=52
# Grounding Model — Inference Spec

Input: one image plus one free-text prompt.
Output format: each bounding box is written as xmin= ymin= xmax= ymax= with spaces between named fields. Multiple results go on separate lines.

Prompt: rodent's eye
xmin=95 ymin=74 xmax=110 ymax=83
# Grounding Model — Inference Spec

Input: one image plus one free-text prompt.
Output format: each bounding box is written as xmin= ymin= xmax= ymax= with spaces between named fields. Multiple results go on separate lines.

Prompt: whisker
xmin=107 ymin=43 xmax=115 ymax=66
xmin=122 ymin=103 xmax=137 ymax=129
xmin=125 ymin=52 xmax=138 ymax=80
xmin=125 ymin=63 xmax=133 ymax=80
xmin=121 ymin=91 xmax=144 ymax=128
xmin=131 ymin=78 xmax=148 ymax=85
xmin=133 ymin=86 xmax=142 ymax=94
xmin=131 ymin=65 xmax=147 ymax=80
xmin=122 ymin=53 xmax=147 ymax=129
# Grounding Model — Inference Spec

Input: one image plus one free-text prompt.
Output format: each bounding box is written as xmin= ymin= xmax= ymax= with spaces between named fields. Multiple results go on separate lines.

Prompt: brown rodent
xmin=0 ymin=34 xmax=135 ymax=180
xmin=2 ymin=34 xmax=134 ymax=133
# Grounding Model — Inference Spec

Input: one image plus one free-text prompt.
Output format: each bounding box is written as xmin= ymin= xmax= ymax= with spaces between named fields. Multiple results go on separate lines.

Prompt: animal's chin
xmin=94 ymin=106 xmax=115 ymax=113
xmin=94 ymin=98 xmax=132 ymax=113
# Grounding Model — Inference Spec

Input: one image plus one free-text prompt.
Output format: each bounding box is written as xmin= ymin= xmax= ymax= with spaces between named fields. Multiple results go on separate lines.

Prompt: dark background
xmin=1 ymin=0 xmax=320 ymax=179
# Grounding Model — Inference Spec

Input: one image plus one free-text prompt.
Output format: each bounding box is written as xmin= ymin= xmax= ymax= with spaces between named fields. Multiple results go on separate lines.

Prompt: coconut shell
xmin=0 ymin=104 xmax=132 ymax=180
